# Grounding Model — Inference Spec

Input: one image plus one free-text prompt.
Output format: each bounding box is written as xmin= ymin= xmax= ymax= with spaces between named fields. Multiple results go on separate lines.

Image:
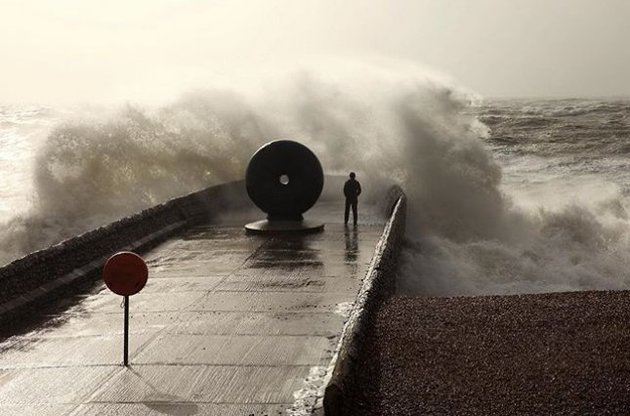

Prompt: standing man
xmin=343 ymin=172 xmax=362 ymax=225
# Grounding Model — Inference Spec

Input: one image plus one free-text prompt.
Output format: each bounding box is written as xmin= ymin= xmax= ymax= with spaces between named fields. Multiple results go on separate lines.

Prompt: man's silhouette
xmin=343 ymin=172 xmax=361 ymax=225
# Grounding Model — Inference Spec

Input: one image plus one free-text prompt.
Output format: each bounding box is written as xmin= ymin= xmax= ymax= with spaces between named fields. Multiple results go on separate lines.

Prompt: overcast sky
xmin=1 ymin=0 xmax=629 ymax=103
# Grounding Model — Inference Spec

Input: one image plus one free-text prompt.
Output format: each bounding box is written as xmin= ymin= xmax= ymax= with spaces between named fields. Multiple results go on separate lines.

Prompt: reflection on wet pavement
xmin=344 ymin=225 xmax=359 ymax=263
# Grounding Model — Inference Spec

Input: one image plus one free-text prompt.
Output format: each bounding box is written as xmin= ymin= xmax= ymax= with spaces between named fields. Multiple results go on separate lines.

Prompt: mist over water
xmin=2 ymin=62 xmax=630 ymax=297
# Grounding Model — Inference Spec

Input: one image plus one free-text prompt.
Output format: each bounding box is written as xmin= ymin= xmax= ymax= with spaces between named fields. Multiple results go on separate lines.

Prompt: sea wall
xmin=0 ymin=181 xmax=248 ymax=326
xmin=323 ymin=185 xmax=407 ymax=416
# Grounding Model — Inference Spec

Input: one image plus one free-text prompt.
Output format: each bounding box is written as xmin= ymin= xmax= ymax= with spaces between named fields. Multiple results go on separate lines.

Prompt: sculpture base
xmin=244 ymin=219 xmax=325 ymax=235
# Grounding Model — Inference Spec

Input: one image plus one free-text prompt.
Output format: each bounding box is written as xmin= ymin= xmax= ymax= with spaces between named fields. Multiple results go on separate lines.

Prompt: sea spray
xmin=0 ymin=62 xmax=453 ymax=264
xmin=398 ymin=99 xmax=630 ymax=296
xmin=0 ymin=92 xmax=271 ymax=264
xmin=2 ymin=62 xmax=630 ymax=298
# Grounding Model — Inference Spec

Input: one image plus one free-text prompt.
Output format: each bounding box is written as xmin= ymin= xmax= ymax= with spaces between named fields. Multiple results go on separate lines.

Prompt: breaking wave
xmin=399 ymin=98 xmax=630 ymax=295
xmin=0 ymin=62 xmax=445 ymax=264
xmin=2 ymin=61 xmax=630 ymax=297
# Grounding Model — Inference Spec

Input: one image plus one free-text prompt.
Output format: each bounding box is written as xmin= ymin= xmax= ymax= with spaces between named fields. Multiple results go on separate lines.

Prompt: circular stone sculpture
xmin=245 ymin=140 xmax=324 ymax=233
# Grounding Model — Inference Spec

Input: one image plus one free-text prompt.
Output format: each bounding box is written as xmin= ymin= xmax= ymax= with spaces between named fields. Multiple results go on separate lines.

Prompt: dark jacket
xmin=343 ymin=178 xmax=362 ymax=202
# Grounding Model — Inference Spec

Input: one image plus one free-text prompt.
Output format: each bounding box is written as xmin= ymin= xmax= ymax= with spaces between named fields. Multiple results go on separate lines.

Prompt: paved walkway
xmin=0 ymin=202 xmax=386 ymax=415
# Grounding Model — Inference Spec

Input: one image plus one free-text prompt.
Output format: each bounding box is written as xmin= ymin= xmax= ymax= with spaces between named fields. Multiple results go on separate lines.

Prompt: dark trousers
xmin=345 ymin=199 xmax=358 ymax=224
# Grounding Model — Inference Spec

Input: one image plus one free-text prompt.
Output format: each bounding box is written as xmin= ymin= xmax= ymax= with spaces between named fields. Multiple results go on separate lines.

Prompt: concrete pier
xmin=0 ymin=201 xmax=388 ymax=415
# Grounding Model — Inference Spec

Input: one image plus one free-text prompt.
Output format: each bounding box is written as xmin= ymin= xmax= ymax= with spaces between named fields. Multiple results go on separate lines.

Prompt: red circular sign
xmin=103 ymin=252 xmax=148 ymax=296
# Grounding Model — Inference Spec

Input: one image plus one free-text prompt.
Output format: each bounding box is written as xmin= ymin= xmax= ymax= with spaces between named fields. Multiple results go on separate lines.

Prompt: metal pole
xmin=123 ymin=295 xmax=129 ymax=367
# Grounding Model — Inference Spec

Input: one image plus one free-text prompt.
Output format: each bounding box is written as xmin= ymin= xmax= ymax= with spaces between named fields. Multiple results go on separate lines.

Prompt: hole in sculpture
xmin=279 ymin=174 xmax=290 ymax=185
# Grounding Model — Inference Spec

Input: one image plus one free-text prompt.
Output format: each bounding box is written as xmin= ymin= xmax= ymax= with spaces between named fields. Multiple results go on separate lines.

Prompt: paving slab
xmin=91 ymin=365 xmax=312 ymax=404
xmin=163 ymin=312 xmax=346 ymax=337
xmin=69 ymin=403 xmax=291 ymax=416
xmin=0 ymin=405 xmax=76 ymax=416
xmin=0 ymin=200 xmax=387 ymax=415
xmin=134 ymin=334 xmax=333 ymax=366
xmin=0 ymin=366 xmax=116 ymax=405
xmin=20 ymin=311 xmax=347 ymax=339
xmin=191 ymin=292 xmax=356 ymax=313
xmin=139 ymin=276 xmax=225 ymax=294
xmin=0 ymin=332 xmax=157 ymax=368
xmin=216 ymin=275 xmax=360 ymax=293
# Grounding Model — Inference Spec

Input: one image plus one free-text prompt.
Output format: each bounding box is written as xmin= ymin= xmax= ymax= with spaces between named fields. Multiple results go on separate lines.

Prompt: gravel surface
xmin=348 ymin=291 xmax=630 ymax=415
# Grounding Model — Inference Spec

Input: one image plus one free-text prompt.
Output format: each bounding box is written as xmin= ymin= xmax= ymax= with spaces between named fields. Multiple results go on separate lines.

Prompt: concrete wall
xmin=323 ymin=185 xmax=407 ymax=416
xmin=0 ymin=181 xmax=249 ymax=326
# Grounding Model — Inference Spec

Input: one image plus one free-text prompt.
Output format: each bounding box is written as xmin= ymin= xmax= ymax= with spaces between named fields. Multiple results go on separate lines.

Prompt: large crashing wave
xmin=398 ymin=96 xmax=630 ymax=296
xmin=2 ymin=62 xmax=630 ymax=297
xmin=0 ymin=62 xmax=428 ymax=264
xmin=0 ymin=92 xmax=272 ymax=264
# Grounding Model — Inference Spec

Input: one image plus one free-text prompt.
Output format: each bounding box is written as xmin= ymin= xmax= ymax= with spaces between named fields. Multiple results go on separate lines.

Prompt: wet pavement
xmin=0 ymin=201 xmax=386 ymax=415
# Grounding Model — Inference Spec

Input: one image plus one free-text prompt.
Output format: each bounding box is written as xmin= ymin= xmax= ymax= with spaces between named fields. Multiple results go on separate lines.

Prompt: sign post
xmin=123 ymin=295 xmax=129 ymax=366
xmin=103 ymin=251 xmax=148 ymax=367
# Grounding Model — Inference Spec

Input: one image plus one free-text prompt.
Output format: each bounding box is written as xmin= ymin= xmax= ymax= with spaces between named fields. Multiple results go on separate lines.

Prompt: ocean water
xmin=399 ymin=98 xmax=630 ymax=296
xmin=482 ymin=99 xmax=630 ymax=211
xmin=1 ymin=69 xmax=629 ymax=297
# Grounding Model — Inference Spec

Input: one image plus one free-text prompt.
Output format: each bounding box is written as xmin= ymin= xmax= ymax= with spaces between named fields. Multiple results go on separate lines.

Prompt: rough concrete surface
xmin=0 ymin=201 xmax=386 ymax=416
xmin=348 ymin=291 xmax=630 ymax=416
